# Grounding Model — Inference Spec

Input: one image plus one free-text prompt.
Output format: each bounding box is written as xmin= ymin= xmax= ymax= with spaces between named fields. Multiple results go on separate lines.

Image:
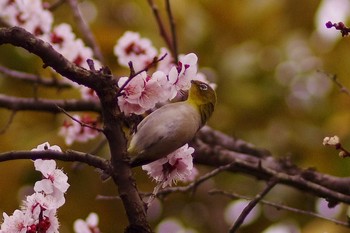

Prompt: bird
xmin=128 ymin=79 xmax=217 ymax=167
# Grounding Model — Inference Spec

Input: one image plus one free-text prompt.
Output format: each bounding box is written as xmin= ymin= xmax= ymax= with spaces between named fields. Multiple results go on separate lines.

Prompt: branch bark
xmin=0 ymin=27 xmax=99 ymax=88
xmin=0 ymin=94 xmax=101 ymax=112
xmin=193 ymin=126 xmax=350 ymax=205
xmin=3 ymin=26 xmax=350 ymax=232
xmin=0 ymin=26 xmax=151 ymax=232
xmin=0 ymin=150 xmax=109 ymax=171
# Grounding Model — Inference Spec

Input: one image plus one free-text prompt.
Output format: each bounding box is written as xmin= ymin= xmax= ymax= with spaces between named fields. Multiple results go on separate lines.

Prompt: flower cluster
xmin=323 ymin=135 xmax=340 ymax=146
xmin=0 ymin=0 xmax=53 ymax=38
xmin=0 ymin=0 xmax=99 ymax=69
xmin=114 ymin=31 xmax=214 ymax=116
xmin=59 ymin=115 xmax=100 ymax=146
xmin=142 ymin=144 xmax=197 ymax=188
xmin=0 ymin=0 xmax=102 ymax=146
xmin=114 ymin=31 xmax=158 ymax=71
xmin=113 ymin=32 xmax=217 ymax=186
xmin=0 ymin=142 xmax=69 ymax=233
xmin=0 ymin=0 xmax=213 ymax=187
xmin=49 ymin=23 xmax=101 ymax=70
xmin=0 ymin=0 xmax=100 ymax=93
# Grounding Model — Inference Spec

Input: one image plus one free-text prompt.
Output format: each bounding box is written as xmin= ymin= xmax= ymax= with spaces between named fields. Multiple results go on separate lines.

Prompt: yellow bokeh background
xmin=1 ymin=0 xmax=350 ymax=232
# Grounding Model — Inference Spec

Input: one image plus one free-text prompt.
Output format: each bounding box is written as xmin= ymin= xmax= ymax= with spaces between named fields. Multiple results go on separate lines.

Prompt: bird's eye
xmin=199 ymin=83 xmax=208 ymax=91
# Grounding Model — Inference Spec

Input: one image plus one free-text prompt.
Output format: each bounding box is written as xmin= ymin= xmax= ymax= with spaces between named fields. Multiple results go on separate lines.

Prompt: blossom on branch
xmin=49 ymin=23 xmax=101 ymax=70
xmin=34 ymin=159 xmax=70 ymax=207
xmin=59 ymin=114 xmax=100 ymax=145
xmin=142 ymin=144 xmax=196 ymax=188
xmin=0 ymin=0 xmax=53 ymax=37
xmin=0 ymin=143 xmax=69 ymax=233
xmin=114 ymin=31 xmax=158 ymax=71
xmin=31 ymin=142 xmax=62 ymax=152
xmin=117 ymin=71 xmax=170 ymax=115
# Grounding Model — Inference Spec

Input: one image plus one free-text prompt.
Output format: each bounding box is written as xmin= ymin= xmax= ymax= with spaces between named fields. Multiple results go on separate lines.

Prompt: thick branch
xmin=98 ymin=85 xmax=152 ymax=232
xmin=0 ymin=94 xmax=101 ymax=112
xmin=0 ymin=27 xmax=101 ymax=89
xmin=0 ymin=26 xmax=150 ymax=232
xmin=193 ymin=126 xmax=350 ymax=205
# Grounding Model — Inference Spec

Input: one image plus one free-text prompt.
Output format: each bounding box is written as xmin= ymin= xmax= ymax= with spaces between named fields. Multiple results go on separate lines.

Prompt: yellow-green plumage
xmin=128 ymin=80 xmax=217 ymax=167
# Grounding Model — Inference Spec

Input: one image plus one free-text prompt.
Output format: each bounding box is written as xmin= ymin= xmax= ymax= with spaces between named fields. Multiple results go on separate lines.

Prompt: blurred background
xmin=1 ymin=0 xmax=350 ymax=232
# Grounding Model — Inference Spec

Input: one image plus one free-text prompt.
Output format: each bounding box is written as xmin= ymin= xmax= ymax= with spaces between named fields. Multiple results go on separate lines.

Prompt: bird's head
xmin=188 ymin=80 xmax=217 ymax=125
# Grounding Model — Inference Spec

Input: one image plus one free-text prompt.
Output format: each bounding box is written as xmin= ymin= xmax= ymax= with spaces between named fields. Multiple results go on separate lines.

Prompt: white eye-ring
xmin=199 ymin=83 xmax=208 ymax=90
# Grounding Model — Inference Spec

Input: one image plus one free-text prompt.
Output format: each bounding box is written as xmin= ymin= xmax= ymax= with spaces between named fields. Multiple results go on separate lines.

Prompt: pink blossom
xmin=117 ymin=96 xmax=147 ymax=115
xmin=0 ymin=3 xmax=18 ymax=27
xmin=49 ymin=24 xmax=101 ymax=70
xmin=0 ymin=0 xmax=53 ymax=37
xmin=16 ymin=0 xmax=53 ymax=37
xmin=114 ymin=31 xmax=157 ymax=71
xmin=31 ymin=142 xmax=62 ymax=152
xmin=142 ymin=144 xmax=196 ymax=188
xmin=34 ymin=159 xmax=70 ymax=194
xmin=23 ymin=193 xmax=60 ymax=233
xmin=0 ymin=192 xmax=61 ymax=233
xmin=167 ymin=53 xmax=198 ymax=99
xmin=156 ymin=47 xmax=174 ymax=74
xmin=59 ymin=115 xmax=100 ymax=145
xmin=117 ymin=71 xmax=170 ymax=115
xmin=49 ymin=23 xmax=76 ymax=49
xmin=74 ymin=212 xmax=101 ymax=233
xmin=0 ymin=210 xmax=29 ymax=233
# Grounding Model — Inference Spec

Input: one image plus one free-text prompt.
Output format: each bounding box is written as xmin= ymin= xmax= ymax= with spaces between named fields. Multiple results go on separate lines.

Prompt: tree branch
xmin=0 ymin=26 xmax=151 ymax=232
xmin=0 ymin=150 xmax=109 ymax=171
xmin=0 ymin=65 xmax=71 ymax=89
xmin=165 ymin=0 xmax=178 ymax=63
xmin=0 ymin=27 xmax=102 ymax=89
xmin=0 ymin=94 xmax=101 ymax=113
xmin=67 ymin=0 xmax=105 ymax=63
xmin=209 ymin=189 xmax=350 ymax=228
xmin=193 ymin=126 xmax=350 ymax=205
xmin=143 ymin=162 xmax=236 ymax=198
xmin=147 ymin=0 xmax=173 ymax=57
xmin=230 ymin=179 xmax=277 ymax=232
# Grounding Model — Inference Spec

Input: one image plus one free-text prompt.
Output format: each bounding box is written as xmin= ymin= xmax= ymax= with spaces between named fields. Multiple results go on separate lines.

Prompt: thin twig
xmin=320 ymin=71 xmax=350 ymax=96
xmin=56 ymin=105 xmax=103 ymax=132
xmin=116 ymin=54 xmax=167 ymax=97
xmin=229 ymin=179 xmax=278 ymax=233
xmin=0 ymin=150 xmax=109 ymax=171
xmin=0 ymin=65 xmax=71 ymax=88
xmin=209 ymin=189 xmax=350 ymax=228
xmin=0 ymin=94 xmax=101 ymax=112
xmin=0 ymin=111 xmax=16 ymax=134
xmin=165 ymin=0 xmax=178 ymax=63
xmin=147 ymin=0 xmax=173 ymax=54
xmin=67 ymin=0 xmax=105 ymax=63
xmin=141 ymin=162 xmax=236 ymax=198
xmin=46 ymin=0 xmax=65 ymax=11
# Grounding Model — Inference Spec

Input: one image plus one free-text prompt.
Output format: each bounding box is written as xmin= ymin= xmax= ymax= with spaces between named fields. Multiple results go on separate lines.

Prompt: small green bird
xmin=128 ymin=80 xmax=217 ymax=167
